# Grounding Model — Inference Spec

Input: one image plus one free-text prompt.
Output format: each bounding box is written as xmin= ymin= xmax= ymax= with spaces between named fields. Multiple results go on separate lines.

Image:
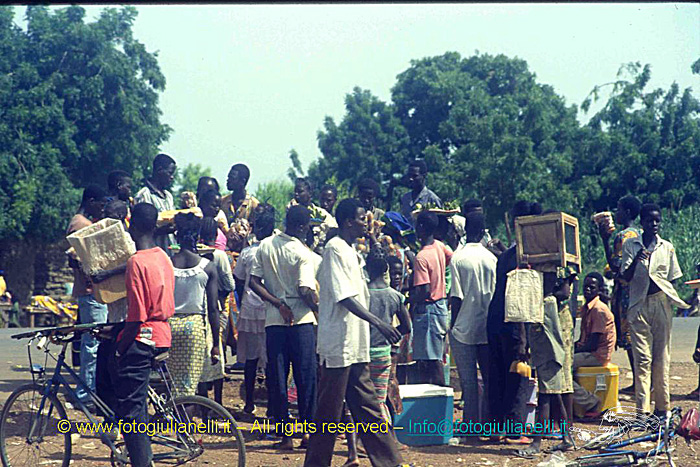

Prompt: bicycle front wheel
xmin=0 ymin=383 xmax=71 ymax=467
xmin=153 ymin=395 xmax=245 ymax=467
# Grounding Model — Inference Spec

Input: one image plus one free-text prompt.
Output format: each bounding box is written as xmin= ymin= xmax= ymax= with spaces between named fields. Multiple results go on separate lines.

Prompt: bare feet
xmin=341 ymin=459 xmax=360 ymax=467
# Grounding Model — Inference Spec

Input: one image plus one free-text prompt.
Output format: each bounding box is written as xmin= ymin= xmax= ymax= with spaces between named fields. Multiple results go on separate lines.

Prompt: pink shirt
xmin=120 ymin=248 xmax=175 ymax=348
xmin=215 ymin=228 xmax=227 ymax=251
xmin=413 ymin=240 xmax=453 ymax=302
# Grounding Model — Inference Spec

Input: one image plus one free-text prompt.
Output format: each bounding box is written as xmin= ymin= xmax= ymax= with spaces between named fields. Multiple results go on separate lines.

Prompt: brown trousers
xmin=304 ymin=362 xmax=403 ymax=467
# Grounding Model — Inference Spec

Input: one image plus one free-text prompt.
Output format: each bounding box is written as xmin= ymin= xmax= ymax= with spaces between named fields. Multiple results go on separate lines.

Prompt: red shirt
xmin=120 ymin=247 xmax=175 ymax=348
xmin=413 ymin=240 xmax=453 ymax=302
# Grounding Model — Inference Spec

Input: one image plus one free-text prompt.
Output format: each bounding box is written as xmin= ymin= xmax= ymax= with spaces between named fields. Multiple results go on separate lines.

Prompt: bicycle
xmin=566 ymin=407 xmax=683 ymax=466
xmin=0 ymin=322 xmax=246 ymax=466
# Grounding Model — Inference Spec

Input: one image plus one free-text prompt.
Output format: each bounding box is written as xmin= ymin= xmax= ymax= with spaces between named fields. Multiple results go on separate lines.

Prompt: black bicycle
xmin=0 ymin=323 xmax=245 ymax=466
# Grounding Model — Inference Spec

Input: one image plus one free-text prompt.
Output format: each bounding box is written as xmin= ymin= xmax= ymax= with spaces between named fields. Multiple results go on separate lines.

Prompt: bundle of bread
xmin=411 ymin=200 xmax=461 ymax=218
xmin=157 ymin=207 xmax=203 ymax=227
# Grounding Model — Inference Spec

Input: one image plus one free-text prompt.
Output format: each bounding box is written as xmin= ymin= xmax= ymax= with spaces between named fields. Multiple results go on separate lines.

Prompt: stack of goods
xmin=66 ymin=218 xmax=136 ymax=304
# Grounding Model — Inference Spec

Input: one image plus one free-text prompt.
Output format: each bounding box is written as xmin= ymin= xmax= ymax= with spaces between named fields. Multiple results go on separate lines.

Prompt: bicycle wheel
xmin=151 ymin=395 xmax=245 ymax=467
xmin=0 ymin=383 xmax=71 ymax=467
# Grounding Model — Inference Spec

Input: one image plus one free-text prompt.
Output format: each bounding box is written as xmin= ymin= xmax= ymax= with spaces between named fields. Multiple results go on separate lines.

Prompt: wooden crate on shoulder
xmin=515 ymin=212 xmax=581 ymax=267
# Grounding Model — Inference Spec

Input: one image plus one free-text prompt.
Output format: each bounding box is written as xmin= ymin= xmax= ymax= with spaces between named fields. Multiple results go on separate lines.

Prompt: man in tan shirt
xmin=621 ymin=203 xmax=690 ymax=416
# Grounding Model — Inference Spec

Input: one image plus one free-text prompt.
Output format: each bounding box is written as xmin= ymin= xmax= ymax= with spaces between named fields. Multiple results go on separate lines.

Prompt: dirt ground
xmin=48 ymin=362 xmax=700 ymax=467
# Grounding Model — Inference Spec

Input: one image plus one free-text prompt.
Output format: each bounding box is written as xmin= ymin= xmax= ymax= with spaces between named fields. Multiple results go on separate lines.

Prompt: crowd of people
xmin=64 ymin=153 xmax=691 ymax=466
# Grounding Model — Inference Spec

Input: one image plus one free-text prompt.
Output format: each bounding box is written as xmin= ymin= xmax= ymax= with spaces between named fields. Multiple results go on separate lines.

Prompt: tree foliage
xmin=577 ymin=62 xmax=700 ymax=213
xmin=0 ymin=5 xmax=170 ymax=241
xmin=308 ymin=87 xmax=411 ymax=205
xmin=253 ymin=179 xmax=294 ymax=228
xmin=173 ymin=163 xmax=211 ymax=200
xmin=308 ymin=52 xmax=699 ymax=226
xmin=392 ymin=52 xmax=581 ymax=226
xmin=309 ymin=53 xmax=582 ymax=227
xmin=306 ymin=52 xmax=700 ymax=285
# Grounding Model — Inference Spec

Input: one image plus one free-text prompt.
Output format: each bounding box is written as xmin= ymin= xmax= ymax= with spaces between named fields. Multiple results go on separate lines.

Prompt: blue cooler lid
xmin=399 ymin=384 xmax=454 ymax=399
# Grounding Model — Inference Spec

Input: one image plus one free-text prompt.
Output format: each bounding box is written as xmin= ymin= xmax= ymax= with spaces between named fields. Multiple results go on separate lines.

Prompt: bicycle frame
xmin=12 ymin=325 xmax=229 ymax=466
xmin=575 ymin=411 xmax=680 ymax=467
xmin=26 ymin=335 xmax=128 ymax=463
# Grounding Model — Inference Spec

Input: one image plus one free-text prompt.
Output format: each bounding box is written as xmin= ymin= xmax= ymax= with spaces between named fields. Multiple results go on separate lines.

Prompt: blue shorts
xmin=412 ymin=299 xmax=448 ymax=361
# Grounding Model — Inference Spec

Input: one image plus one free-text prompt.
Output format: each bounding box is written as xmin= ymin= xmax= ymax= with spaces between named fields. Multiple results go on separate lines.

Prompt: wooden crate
xmin=515 ymin=212 xmax=580 ymax=267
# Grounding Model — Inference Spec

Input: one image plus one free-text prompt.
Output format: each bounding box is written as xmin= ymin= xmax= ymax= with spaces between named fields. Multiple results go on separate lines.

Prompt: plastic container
xmin=525 ymin=377 xmax=538 ymax=405
xmin=66 ymin=218 xmax=135 ymax=304
xmin=574 ymin=363 xmax=620 ymax=417
xmin=394 ymin=384 xmax=454 ymax=446
xmin=525 ymin=403 xmax=537 ymax=425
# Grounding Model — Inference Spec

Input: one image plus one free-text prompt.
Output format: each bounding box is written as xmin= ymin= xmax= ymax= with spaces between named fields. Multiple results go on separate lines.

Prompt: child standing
xmin=517 ymin=271 xmax=574 ymax=458
xmin=366 ymin=247 xmax=412 ymax=421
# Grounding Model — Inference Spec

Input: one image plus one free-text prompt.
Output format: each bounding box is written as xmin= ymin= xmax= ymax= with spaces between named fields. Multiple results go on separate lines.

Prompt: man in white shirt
xmin=621 ymin=203 xmax=689 ymax=416
xmin=304 ymin=198 xmax=404 ymax=467
xmin=249 ymin=205 xmax=321 ymax=450
xmin=449 ymin=212 xmax=497 ymax=427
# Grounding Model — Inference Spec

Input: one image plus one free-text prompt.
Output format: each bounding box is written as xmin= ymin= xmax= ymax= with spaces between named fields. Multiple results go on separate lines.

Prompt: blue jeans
xmin=451 ymin=334 xmax=490 ymax=424
xmin=75 ymin=294 xmax=108 ymax=401
xmin=266 ymin=324 xmax=317 ymax=429
xmin=412 ymin=299 xmax=448 ymax=360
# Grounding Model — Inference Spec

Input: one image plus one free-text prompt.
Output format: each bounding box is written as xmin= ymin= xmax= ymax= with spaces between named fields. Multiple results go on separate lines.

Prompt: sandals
xmin=504 ymin=436 xmax=533 ymax=445
xmin=515 ymin=445 xmax=540 ymax=459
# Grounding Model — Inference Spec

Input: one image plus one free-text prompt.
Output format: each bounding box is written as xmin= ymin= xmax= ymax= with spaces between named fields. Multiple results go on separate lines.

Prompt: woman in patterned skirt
xmin=169 ymin=213 xmax=220 ymax=397
xmin=198 ymin=217 xmax=236 ymax=405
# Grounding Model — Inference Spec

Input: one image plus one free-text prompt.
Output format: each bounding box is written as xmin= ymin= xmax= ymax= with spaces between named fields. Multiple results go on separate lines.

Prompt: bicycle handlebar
xmin=11 ymin=322 xmax=113 ymax=340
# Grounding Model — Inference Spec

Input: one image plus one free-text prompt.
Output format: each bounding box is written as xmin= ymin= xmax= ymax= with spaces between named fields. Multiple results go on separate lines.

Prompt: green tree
xmin=309 ymin=87 xmax=412 ymax=208
xmin=0 ymin=5 xmax=170 ymax=242
xmin=253 ymin=179 xmax=294 ymax=228
xmin=286 ymin=148 xmax=305 ymax=183
xmin=392 ymin=52 xmax=582 ymax=227
xmin=578 ymin=62 xmax=700 ymax=213
xmin=173 ymin=163 xmax=212 ymax=200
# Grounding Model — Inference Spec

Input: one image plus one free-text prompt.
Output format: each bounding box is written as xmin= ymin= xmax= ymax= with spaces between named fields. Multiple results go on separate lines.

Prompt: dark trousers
xmin=96 ymin=339 xmax=118 ymax=412
xmin=266 ymin=324 xmax=317 ymax=427
xmin=304 ymin=362 xmax=403 ymax=467
xmin=487 ymin=333 xmax=526 ymax=432
xmin=110 ymin=341 xmax=156 ymax=467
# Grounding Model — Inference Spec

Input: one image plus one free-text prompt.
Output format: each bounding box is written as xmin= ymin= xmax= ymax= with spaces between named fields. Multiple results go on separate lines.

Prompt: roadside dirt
xmin=53 ymin=361 xmax=700 ymax=466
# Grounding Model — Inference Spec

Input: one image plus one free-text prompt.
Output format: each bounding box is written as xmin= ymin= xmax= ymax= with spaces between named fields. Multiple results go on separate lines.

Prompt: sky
xmin=15 ymin=3 xmax=700 ymax=192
